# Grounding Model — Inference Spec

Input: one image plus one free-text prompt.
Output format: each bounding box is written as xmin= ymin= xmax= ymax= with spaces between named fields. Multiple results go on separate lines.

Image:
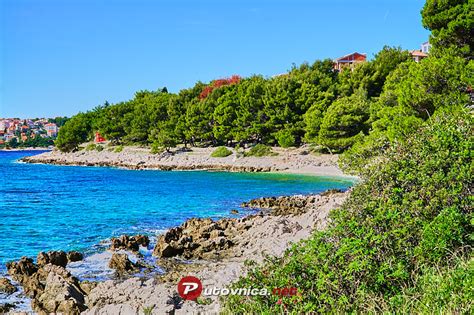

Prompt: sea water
xmin=0 ymin=150 xmax=354 ymax=271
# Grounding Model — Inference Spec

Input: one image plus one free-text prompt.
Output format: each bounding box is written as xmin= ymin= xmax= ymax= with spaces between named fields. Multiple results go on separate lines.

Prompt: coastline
xmin=21 ymin=145 xmax=353 ymax=178
xmin=2 ymin=190 xmax=350 ymax=314
xmin=0 ymin=147 xmax=51 ymax=152
xmin=2 ymin=147 xmax=355 ymax=314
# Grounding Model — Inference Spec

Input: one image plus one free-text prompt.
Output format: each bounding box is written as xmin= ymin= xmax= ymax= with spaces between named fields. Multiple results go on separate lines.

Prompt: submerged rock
xmin=109 ymin=235 xmax=150 ymax=252
xmin=0 ymin=277 xmax=17 ymax=294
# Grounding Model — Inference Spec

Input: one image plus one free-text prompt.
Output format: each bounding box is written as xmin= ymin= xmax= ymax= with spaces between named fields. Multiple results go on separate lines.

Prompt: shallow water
xmin=0 ymin=150 xmax=354 ymax=271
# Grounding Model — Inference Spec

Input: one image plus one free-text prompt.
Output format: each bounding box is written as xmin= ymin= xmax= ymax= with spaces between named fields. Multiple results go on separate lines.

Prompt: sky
xmin=0 ymin=0 xmax=430 ymax=118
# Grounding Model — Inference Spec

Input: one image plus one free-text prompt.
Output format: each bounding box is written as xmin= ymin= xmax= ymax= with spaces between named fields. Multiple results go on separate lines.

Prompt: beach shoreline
xmin=2 ymin=147 xmax=356 ymax=314
xmin=21 ymin=145 xmax=354 ymax=179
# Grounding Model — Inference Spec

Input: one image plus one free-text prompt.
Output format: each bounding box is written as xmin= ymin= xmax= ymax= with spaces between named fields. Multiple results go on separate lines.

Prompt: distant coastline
xmin=0 ymin=147 xmax=52 ymax=152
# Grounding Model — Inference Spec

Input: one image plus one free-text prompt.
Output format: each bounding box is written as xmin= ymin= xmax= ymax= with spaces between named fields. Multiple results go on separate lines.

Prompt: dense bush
xmin=244 ymin=144 xmax=277 ymax=157
xmin=223 ymin=112 xmax=473 ymax=313
xmin=85 ymin=143 xmax=97 ymax=151
xmin=211 ymin=146 xmax=233 ymax=158
xmin=276 ymin=129 xmax=297 ymax=148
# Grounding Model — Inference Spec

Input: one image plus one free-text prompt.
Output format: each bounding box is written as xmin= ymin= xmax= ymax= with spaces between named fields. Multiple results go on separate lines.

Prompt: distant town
xmin=0 ymin=117 xmax=68 ymax=149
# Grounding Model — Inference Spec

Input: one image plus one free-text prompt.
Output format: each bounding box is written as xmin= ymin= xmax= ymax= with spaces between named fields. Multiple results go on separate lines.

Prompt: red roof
xmin=334 ymin=52 xmax=367 ymax=62
xmin=410 ymin=50 xmax=428 ymax=57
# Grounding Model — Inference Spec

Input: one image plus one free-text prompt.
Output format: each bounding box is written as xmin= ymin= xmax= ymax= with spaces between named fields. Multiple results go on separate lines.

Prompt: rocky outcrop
xmin=6 ymin=257 xmax=38 ymax=286
xmin=153 ymin=191 xmax=349 ymax=261
xmin=153 ymin=217 xmax=258 ymax=260
xmin=241 ymin=189 xmax=345 ymax=215
xmin=37 ymin=250 xmax=68 ymax=267
xmin=108 ymin=253 xmax=139 ymax=276
xmin=0 ymin=277 xmax=17 ymax=294
xmin=3 ymin=189 xmax=349 ymax=314
xmin=6 ymin=257 xmax=87 ymax=314
xmin=33 ymin=264 xmax=87 ymax=314
xmin=110 ymin=235 xmax=150 ymax=252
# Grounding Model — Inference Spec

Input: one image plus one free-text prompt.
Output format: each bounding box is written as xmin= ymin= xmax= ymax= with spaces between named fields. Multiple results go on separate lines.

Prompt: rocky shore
xmin=21 ymin=146 xmax=345 ymax=177
xmin=1 ymin=190 xmax=349 ymax=314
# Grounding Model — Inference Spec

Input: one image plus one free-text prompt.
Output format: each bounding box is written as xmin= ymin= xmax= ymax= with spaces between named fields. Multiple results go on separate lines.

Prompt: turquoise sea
xmin=0 ymin=150 xmax=354 ymax=272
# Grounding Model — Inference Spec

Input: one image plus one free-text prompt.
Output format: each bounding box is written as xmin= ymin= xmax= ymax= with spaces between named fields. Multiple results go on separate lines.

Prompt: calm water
xmin=0 ymin=150 xmax=353 ymax=270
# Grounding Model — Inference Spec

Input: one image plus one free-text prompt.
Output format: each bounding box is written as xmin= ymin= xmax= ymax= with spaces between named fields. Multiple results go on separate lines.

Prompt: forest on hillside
xmin=55 ymin=4 xmax=472 ymax=170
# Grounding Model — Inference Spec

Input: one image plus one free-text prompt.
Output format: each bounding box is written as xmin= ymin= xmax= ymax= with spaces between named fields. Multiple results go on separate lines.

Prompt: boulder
xmin=79 ymin=281 xmax=98 ymax=295
xmin=108 ymin=253 xmax=138 ymax=275
xmin=67 ymin=251 xmax=84 ymax=263
xmin=37 ymin=250 xmax=68 ymax=267
xmin=7 ymin=257 xmax=87 ymax=314
xmin=0 ymin=277 xmax=17 ymax=294
xmin=109 ymin=235 xmax=150 ymax=252
xmin=35 ymin=267 xmax=86 ymax=314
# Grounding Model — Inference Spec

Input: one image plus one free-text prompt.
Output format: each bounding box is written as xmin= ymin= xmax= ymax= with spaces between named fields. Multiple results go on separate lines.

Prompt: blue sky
xmin=0 ymin=0 xmax=430 ymax=118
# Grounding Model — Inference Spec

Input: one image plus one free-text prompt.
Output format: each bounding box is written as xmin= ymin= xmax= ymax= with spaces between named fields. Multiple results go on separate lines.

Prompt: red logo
xmin=177 ymin=276 xmax=203 ymax=300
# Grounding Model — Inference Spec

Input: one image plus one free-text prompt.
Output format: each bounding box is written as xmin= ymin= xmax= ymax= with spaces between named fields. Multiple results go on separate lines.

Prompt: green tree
xmin=318 ymin=91 xmax=370 ymax=152
xmin=149 ymin=121 xmax=178 ymax=152
xmin=55 ymin=113 xmax=93 ymax=152
xmin=422 ymin=0 xmax=473 ymax=58
xmin=96 ymin=102 xmax=133 ymax=144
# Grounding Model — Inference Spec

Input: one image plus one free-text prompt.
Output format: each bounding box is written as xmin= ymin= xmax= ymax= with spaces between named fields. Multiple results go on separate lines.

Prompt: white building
xmin=421 ymin=41 xmax=432 ymax=54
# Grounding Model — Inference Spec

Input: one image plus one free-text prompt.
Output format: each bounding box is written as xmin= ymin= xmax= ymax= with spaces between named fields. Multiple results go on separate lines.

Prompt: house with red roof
xmin=333 ymin=52 xmax=367 ymax=71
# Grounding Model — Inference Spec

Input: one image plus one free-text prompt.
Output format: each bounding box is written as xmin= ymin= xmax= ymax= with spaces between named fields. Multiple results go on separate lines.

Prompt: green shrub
xmin=244 ymin=144 xmax=277 ymax=157
xmin=276 ymin=129 xmax=297 ymax=148
xmin=85 ymin=143 xmax=97 ymax=151
xmin=223 ymin=112 xmax=473 ymax=313
xmin=114 ymin=145 xmax=123 ymax=153
xmin=95 ymin=145 xmax=104 ymax=152
xmin=211 ymin=146 xmax=233 ymax=158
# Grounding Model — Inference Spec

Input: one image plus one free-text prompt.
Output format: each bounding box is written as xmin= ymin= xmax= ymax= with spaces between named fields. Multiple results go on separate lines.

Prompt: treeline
xmin=56 ymin=47 xmax=471 ymax=157
xmin=56 ymin=1 xmax=472 ymax=166
xmin=1 ymin=136 xmax=54 ymax=149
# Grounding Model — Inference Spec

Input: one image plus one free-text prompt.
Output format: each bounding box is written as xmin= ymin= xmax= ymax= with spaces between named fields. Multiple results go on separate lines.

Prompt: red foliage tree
xmin=199 ymin=75 xmax=241 ymax=99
